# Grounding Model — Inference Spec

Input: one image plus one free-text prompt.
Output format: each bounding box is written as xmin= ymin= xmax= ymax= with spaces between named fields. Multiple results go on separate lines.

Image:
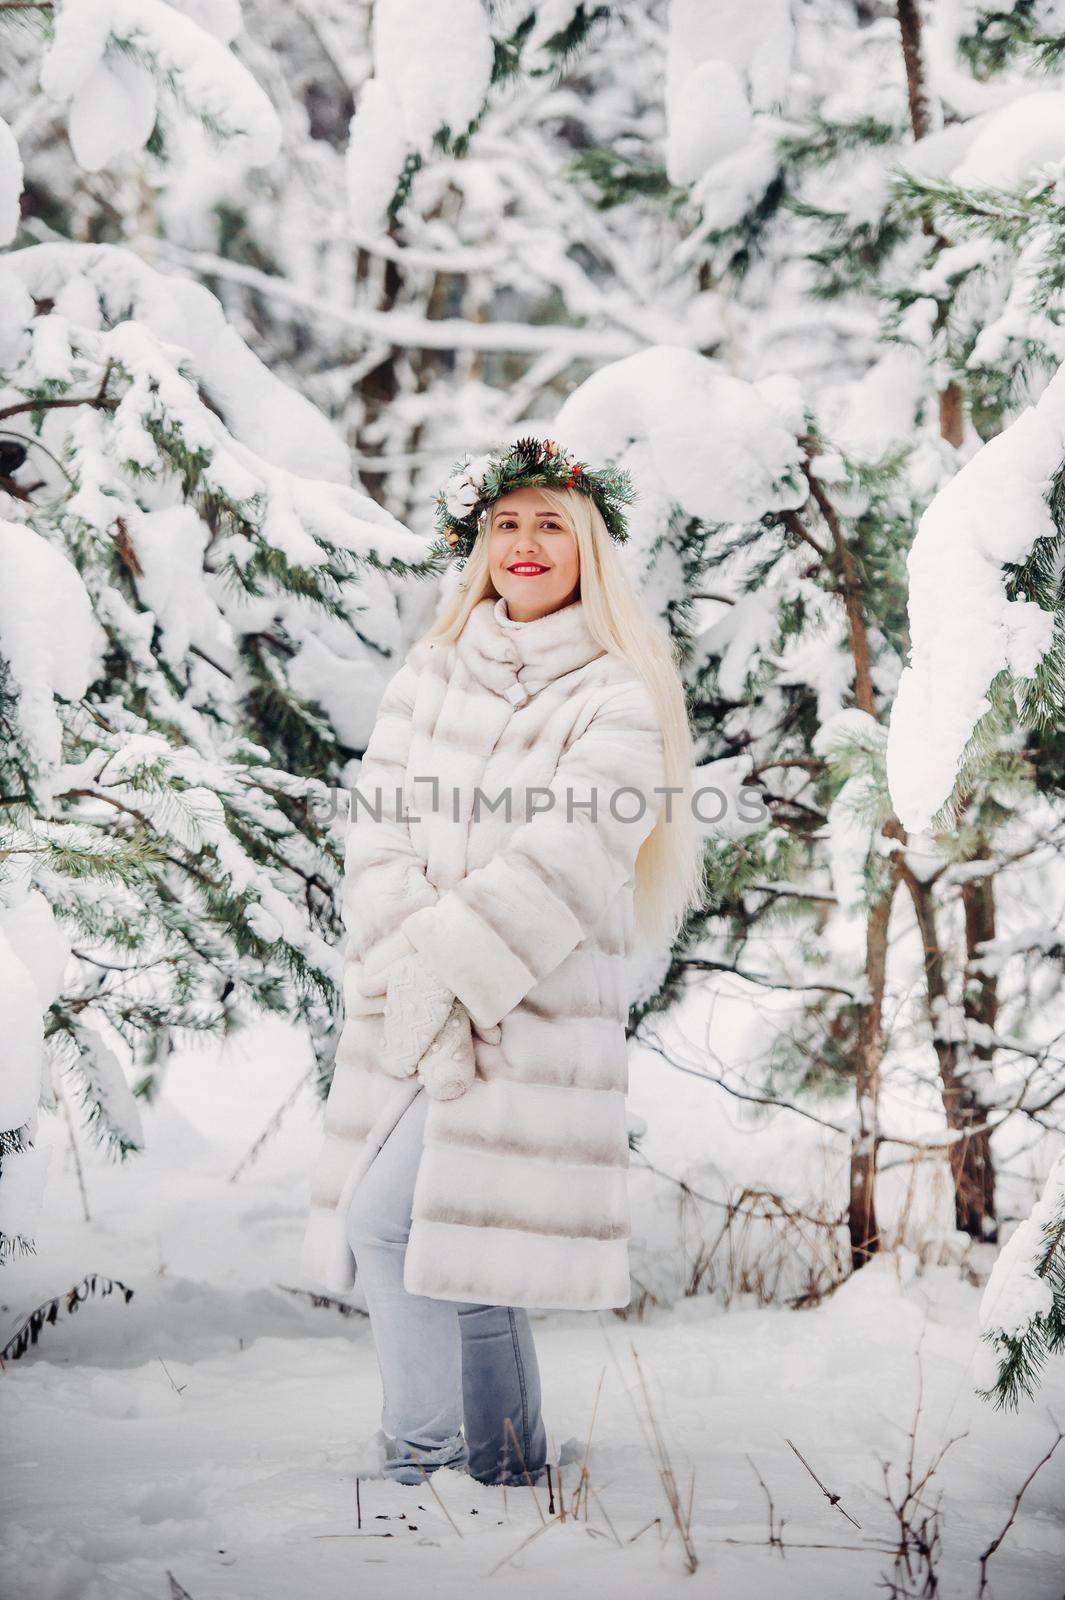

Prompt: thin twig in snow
xmin=157 ymin=1357 xmax=186 ymax=1396
xmin=786 ymin=1437 xmax=862 ymax=1528
xmin=977 ymin=1420 xmax=1064 ymax=1596
xmin=228 ymin=1064 xmax=316 ymax=1180
xmin=57 ymin=1075 xmax=91 ymax=1223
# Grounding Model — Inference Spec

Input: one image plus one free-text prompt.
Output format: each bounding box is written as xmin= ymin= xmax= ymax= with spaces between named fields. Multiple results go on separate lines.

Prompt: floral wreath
xmin=431 ymin=435 xmax=635 ymax=568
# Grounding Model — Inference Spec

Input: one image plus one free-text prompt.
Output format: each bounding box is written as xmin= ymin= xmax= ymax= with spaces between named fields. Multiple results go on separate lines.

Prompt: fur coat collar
xmin=454 ymin=594 xmax=605 ymax=705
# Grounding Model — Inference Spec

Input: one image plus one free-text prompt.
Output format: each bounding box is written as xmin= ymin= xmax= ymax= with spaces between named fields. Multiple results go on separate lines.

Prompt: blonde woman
xmin=300 ymin=438 xmax=704 ymax=1489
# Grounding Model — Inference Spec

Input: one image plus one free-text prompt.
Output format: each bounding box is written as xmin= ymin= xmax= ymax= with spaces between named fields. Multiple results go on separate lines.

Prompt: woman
xmin=300 ymin=437 xmax=704 ymax=1489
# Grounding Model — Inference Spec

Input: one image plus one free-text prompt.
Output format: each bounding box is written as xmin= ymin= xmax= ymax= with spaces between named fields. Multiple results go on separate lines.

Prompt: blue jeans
xmin=344 ymin=1083 xmax=549 ymax=1487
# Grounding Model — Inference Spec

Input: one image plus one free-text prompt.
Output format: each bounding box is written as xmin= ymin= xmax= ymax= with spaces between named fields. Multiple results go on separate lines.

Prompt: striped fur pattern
xmin=299 ymin=595 xmax=666 ymax=1310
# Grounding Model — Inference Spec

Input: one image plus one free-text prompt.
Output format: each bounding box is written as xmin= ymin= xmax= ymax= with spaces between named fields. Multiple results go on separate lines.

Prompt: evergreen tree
xmin=506 ymin=0 xmax=1065 ymax=1290
xmin=0 ymin=7 xmax=436 ymax=1265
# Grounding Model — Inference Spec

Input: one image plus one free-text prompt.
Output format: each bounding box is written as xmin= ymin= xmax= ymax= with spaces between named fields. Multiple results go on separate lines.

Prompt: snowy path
xmin=2 ymin=1021 xmax=1063 ymax=1599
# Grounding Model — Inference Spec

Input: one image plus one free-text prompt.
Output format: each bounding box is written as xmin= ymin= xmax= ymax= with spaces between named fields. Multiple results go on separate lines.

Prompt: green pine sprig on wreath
xmin=431 ymin=435 xmax=635 ymax=567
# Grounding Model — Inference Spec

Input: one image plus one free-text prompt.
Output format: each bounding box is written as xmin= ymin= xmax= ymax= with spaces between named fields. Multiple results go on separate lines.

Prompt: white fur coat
xmin=299 ymin=594 xmax=665 ymax=1311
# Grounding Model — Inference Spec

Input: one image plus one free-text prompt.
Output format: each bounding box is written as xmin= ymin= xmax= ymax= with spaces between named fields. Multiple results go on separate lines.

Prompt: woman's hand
xmin=382 ymin=950 xmax=455 ymax=1077
xmin=417 ymin=999 xmax=477 ymax=1100
xmin=349 ymin=928 xmax=504 ymax=1047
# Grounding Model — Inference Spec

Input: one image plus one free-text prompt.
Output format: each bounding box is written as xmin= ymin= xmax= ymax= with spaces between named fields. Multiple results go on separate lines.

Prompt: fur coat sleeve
xmin=398 ymin=676 xmax=665 ymax=1030
xmin=344 ymin=655 xmax=439 ymax=964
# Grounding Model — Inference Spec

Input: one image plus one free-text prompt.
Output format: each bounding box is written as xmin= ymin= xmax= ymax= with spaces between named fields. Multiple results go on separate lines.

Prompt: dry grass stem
xmin=406 ymin=1447 xmax=464 ymax=1538
xmin=502 ymin=1414 xmax=547 ymax=1524
xmin=629 ymin=1341 xmax=699 ymax=1573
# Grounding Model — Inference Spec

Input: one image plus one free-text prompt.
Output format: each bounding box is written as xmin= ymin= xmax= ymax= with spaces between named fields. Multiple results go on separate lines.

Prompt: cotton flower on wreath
xmin=443 ymin=453 xmax=495 ymax=520
xmin=431 ymin=435 xmax=636 ymax=568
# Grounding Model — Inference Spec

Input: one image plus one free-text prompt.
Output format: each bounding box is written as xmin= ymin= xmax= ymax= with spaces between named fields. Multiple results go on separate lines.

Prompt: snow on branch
xmin=0 ymin=114 xmax=23 ymax=246
xmin=346 ymin=0 xmax=494 ymax=231
xmin=976 ymin=1150 xmax=1065 ymax=1410
xmin=5 ymin=242 xmax=351 ymax=484
xmin=886 ymin=360 xmax=1064 ymax=832
xmin=38 ymin=0 xmax=281 ymax=170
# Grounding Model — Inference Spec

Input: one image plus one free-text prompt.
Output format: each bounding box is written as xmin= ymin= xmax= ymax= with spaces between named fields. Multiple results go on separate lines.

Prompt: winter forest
xmin=2 ymin=0 xmax=1065 ymax=1594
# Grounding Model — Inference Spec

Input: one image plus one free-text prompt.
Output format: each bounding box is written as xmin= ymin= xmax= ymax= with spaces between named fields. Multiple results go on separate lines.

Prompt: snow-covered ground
xmin=2 ymin=1017 xmax=1063 ymax=1599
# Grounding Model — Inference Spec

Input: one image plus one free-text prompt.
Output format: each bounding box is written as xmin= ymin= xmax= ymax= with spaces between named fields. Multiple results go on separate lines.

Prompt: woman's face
xmin=486 ymin=487 xmax=580 ymax=622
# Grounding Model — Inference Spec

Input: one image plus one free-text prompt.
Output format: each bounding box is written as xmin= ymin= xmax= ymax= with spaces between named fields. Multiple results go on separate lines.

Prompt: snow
xmin=0 ymin=114 xmax=24 ymax=247
xmin=819 ymin=345 xmax=931 ymax=461
xmin=0 ymin=887 xmax=73 ymax=1020
xmin=0 ymin=520 xmax=98 ymax=785
xmin=40 ymin=0 xmax=282 ymax=168
xmin=553 ymin=346 xmax=808 ymax=529
xmin=346 ymin=80 xmax=411 ymax=236
xmin=373 ymin=0 xmax=492 ymax=159
xmin=690 ymin=754 xmax=767 ymax=843
xmin=73 ymin=1019 xmax=147 ymax=1154
xmin=346 ymin=0 xmax=494 ymax=231
xmin=0 ymin=926 xmax=46 ymax=1134
xmin=4 ymin=244 xmax=353 ymax=484
xmin=950 ymin=92 xmax=1065 ymax=190
xmin=697 ymin=593 xmax=780 ymax=703
xmin=667 ymin=60 xmax=754 ymax=183
xmin=980 ymin=1150 xmax=1065 ymax=1342
xmin=886 ymin=361 xmax=1065 ymax=833
xmin=165 ymin=0 xmax=243 ymax=45
xmin=664 ymin=0 xmax=792 ymax=186
xmin=820 ymin=773 xmax=877 ymax=919
xmin=66 ymin=54 xmax=158 ymax=174
xmin=0 ymin=262 xmax=32 ymax=368
xmin=812 ymin=713 xmax=889 ymax=928
xmin=125 ymin=507 xmax=214 ymax=669
xmin=0 ymin=1142 xmax=51 ymax=1255
xmin=771 ymin=615 xmax=855 ymax=729
xmin=1 ymin=1016 xmax=1063 ymax=1597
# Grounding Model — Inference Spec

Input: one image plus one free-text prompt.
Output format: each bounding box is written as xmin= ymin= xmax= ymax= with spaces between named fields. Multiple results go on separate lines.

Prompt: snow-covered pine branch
xmin=32 ymin=0 xmax=282 ymax=172
xmin=976 ymin=1149 xmax=1065 ymax=1409
xmin=0 ymin=241 xmax=435 ymax=1266
xmin=0 ymin=113 xmax=23 ymax=246
xmin=886 ymin=361 xmax=1064 ymax=837
xmin=344 ymin=0 xmax=612 ymax=232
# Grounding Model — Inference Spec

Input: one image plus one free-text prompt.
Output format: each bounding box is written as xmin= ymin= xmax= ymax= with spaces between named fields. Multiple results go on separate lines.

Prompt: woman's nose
xmin=505 ymin=528 xmax=540 ymax=553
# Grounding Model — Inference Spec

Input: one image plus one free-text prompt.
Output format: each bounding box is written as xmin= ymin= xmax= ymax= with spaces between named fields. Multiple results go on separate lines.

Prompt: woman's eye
xmin=496 ymin=519 xmax=561 ymax=531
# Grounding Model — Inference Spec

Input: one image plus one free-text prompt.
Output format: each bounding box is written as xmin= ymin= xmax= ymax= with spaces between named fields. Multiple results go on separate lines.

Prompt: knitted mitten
xmin=382 ymin=950 xmax=454 ymax=1078
xmin=417 ymin=998 xmax=476 ymax=1100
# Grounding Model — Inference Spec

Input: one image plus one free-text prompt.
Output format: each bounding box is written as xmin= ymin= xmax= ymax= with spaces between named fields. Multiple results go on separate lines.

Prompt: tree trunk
xmin=960 ymin=868 xmax=999 ymax=1241
xmin=897 ymin=0 xmax=934 ymax=142
xmin=902 ymin=867 xmax=998 ymax=1240
xmin=803 ymin=466 xmax=894 ymax=1267
xmin=850 ymin=868 xmax=897 ymax=1265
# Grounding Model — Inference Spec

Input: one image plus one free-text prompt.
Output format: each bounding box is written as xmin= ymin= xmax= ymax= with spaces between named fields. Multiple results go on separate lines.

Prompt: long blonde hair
xmin=417 ymin=484 xmax=707 ymax=952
